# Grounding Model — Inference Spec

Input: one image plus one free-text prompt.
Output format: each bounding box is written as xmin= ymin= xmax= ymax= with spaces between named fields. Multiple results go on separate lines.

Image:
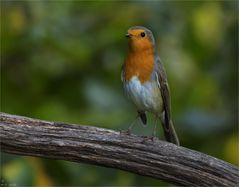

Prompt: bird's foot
xmin=141 ymin=135 xmax=157 ymax=143
xmin=120 ymin=129 xmax=131 ymax=135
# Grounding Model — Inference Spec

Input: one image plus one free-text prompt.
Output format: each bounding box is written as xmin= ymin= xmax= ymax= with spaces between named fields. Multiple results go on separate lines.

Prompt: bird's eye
xmin=140 ymin=32 xmax=146 ymax=37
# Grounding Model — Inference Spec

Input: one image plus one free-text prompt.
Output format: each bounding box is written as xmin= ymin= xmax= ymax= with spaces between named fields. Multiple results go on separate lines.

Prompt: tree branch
xmin=0 ymin=112 xmax=238 ymax=186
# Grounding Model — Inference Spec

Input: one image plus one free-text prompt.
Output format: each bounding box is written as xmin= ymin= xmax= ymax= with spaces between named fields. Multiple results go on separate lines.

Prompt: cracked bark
xmin=0 ymin=112 xmax=238 ymax=186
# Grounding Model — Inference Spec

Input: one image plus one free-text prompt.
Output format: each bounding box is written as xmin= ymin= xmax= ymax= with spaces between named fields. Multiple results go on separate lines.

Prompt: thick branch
xmin=0 ymin=112 xmax=238 ymax=186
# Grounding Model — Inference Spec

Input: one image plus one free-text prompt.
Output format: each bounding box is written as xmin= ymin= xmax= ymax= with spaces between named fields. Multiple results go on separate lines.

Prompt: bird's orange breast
xmin=124 ymin=49 xmax=154 ymax=83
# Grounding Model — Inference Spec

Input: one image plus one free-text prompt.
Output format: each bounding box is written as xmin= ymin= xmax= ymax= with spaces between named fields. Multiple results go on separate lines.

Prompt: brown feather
xmin=124 ymin=49 xmax=154 ymax=83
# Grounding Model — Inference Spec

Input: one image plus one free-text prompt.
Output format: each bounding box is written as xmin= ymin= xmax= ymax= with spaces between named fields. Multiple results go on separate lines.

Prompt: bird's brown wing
xmin=155 ymin=57 xmax=180 ymax=145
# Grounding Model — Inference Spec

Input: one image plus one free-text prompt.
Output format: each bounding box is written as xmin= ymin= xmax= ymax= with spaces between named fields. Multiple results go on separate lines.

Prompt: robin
xmin=121 ymin=26 xmax=179 ymax=145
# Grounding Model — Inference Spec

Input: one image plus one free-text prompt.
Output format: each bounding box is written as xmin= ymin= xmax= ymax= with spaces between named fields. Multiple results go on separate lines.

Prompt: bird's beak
xmin=125 ymin=33 xmax=132 ymax=38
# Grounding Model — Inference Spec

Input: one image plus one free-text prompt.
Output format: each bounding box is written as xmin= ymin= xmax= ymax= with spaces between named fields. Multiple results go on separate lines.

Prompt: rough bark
xmin=0 ymin=112 xmax=238 ymax=186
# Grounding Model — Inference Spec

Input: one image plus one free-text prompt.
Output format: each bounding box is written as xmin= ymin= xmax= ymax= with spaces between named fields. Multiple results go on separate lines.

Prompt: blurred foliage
xmin=1 ymin=0 xmax=238 ymax=186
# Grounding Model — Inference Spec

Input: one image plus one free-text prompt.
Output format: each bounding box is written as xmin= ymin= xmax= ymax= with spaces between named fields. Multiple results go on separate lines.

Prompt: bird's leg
xmin=142 ymin=116 xmax=158 ymax=142
xmin=152 ymin=116 xmax=158 ymax=137
xmin=120 ymin=113 xmax=139 ymax=135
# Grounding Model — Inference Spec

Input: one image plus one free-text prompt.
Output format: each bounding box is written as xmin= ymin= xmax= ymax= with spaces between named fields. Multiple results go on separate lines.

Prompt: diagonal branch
xmin=0 ymin=112 xmax=238 ymax=186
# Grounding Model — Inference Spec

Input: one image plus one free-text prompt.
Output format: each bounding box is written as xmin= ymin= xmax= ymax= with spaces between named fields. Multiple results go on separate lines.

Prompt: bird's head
xmin=126 ymin=26 xmax=155 ymax=53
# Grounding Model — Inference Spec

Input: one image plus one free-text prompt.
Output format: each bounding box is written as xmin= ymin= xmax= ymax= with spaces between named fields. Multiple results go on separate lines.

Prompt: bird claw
xmin=141 ymin=135 xmax=156 ymax=143
xmin=120 ymin=129 xmax=131 ymax=135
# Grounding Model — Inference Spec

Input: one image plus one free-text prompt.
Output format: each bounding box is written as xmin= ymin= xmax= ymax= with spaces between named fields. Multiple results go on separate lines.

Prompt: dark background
xmin=1 ymin=1 xmax=238 ymax=186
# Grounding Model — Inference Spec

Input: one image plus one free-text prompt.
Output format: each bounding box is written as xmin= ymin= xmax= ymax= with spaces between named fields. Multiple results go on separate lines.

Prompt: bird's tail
xmin=161 ymin=119 xmax=180 ymax=146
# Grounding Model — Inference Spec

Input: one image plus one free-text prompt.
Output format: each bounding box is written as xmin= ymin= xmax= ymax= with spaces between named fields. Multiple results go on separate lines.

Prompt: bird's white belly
xmin=124 ymin=76 xmax=163 ymax=114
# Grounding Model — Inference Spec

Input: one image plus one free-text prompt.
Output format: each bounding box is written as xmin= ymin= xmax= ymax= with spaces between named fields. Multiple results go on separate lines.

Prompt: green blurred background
xmin=1 ymin=0 xmax=238 ymax=186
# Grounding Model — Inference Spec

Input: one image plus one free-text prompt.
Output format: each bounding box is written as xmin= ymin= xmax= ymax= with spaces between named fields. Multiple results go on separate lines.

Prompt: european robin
xmin=121 ymin=26 xmax=179 ymax=145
